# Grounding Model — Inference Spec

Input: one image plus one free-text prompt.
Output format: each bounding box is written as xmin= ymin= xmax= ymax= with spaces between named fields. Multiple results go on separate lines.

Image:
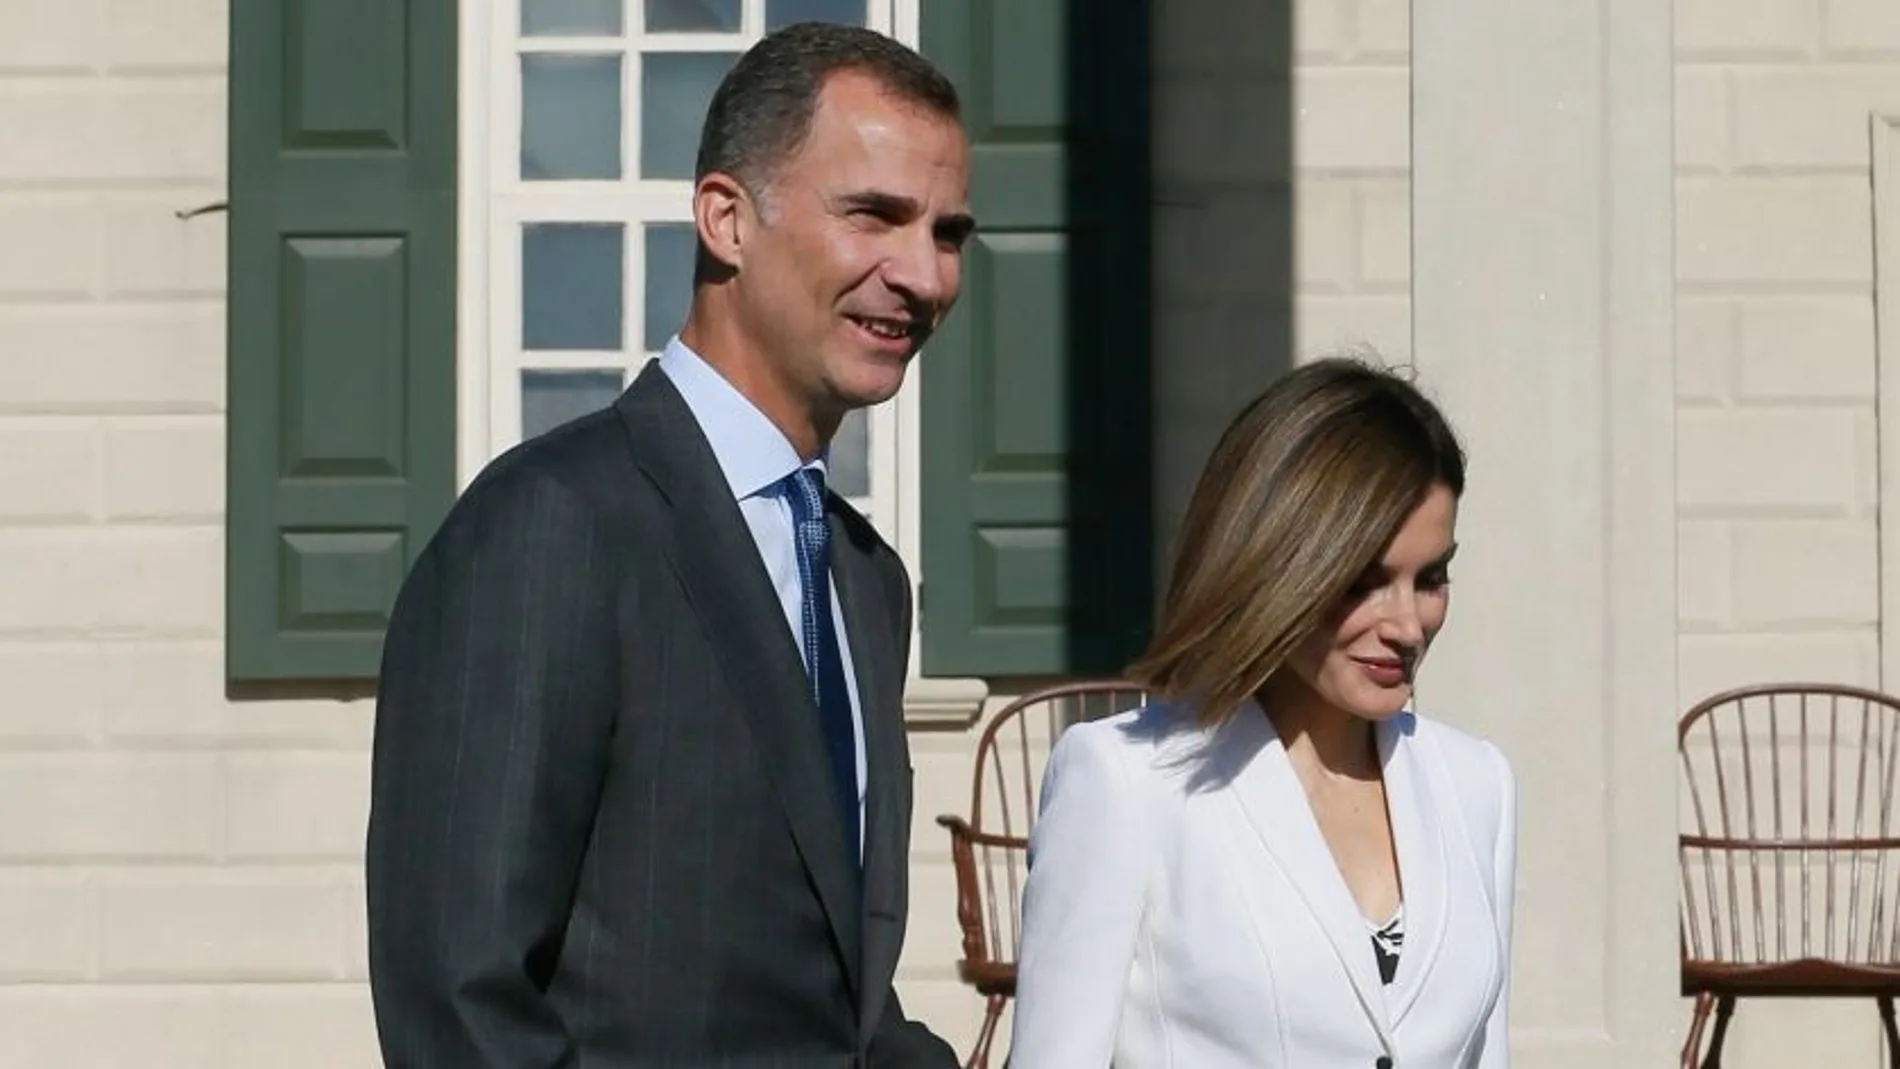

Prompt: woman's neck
xmin=1258 ymin=678 xmax=1381 ymax=782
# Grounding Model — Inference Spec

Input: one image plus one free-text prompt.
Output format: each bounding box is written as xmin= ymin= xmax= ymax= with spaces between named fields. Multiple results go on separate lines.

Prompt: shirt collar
xmin=657 ymin=335 xmax=827 ymax=502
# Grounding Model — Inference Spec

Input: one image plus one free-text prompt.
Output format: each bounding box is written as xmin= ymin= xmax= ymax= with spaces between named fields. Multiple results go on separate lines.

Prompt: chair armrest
xmin=936 ymin=814 xmax=993 ymax=971
xmin=937 ymin=814 xmax=1028 ymax=850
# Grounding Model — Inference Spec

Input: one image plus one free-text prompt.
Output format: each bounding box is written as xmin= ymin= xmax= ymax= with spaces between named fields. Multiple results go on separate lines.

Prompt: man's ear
xmin=694 ymin=172 xmax=751 ymax=276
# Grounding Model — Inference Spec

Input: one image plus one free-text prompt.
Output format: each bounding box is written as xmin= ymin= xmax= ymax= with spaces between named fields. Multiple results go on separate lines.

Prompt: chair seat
xmin=1685 ymin=958 xmax=1900 ymax=997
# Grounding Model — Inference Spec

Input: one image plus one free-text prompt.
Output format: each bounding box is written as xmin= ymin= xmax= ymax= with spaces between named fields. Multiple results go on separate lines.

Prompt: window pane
xmin=521 ymin=53 xmax=622 ymax=180
xmin=643 ymin=223 xmax=696 ymax=352
xmin=523 ymin=369 xmax=626 ymax=438
xmin=523 ymin=223 xmax=624 ymax=350
xmin=640 ymin=52 xmax=739 ymax=179
xmin=829 ymin=407 xmax=869 ymax=498
xmin=522 ymin=0 xmax=622 ymax=36
xmin=765 ymin=0 xmax=867 ymax=30
xmin=644 ymin=0 xmax=741 ymax=32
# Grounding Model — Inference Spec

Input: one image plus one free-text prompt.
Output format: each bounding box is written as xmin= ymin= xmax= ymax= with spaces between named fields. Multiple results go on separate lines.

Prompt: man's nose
xmin=884 ymin=227 xmax=953 ymax=307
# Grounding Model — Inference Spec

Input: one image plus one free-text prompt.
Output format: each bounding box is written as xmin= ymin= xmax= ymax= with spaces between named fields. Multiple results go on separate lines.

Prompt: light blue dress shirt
xmin=658 ymin=336 xmax=868 ymax=857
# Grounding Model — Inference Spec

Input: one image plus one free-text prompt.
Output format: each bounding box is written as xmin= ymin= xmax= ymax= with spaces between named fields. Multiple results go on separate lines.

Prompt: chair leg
xmin=1879 ymin=995 xmax=1900 ymax=1069
xmin=966 ymin=994 xmax=1006 ymax=1069
xmin=1699 ymin=995 xmax=1735 ymax=1069
xmin=1682 ymin=993 xmax=1714 ymax=1069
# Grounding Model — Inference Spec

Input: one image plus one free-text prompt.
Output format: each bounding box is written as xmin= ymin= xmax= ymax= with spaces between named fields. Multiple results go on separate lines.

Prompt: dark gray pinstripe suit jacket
xmin=365 ymin=364 xmax=957 ymax=1069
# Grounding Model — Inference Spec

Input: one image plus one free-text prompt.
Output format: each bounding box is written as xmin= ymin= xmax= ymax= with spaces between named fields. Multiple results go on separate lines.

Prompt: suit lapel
xmin=829 ymin=506 xmax=906 ymax=1035
xmin=1381 ymin=715 xmax=1449 ymax=1024
xmin=613 ymin=365 xmax=863 ymax=996
xmin=1220 ymin=704 xmax=1397 ymax=1053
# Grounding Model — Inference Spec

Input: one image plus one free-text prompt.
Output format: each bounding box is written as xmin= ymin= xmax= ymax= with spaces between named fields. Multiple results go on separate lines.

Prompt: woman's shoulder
xmin=1055 ymin=701 xmax=1184 ymax=762
xmin=1052 ymin=699 xmax=1209 ymax=781
xmin=1404 ymin=710 xmax=1516 ymax=827
xmin=1404 ymin=710 xmax=1510 ymax=771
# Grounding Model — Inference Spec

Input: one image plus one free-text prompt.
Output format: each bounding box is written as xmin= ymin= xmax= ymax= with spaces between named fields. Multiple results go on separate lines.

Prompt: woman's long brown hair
xmin=1126 ymin=355 xmax=1466 ymax=727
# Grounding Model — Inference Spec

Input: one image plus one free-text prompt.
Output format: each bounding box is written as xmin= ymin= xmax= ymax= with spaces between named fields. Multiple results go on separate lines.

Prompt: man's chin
xmin=831 ymin=364 xmax=911 ymax=410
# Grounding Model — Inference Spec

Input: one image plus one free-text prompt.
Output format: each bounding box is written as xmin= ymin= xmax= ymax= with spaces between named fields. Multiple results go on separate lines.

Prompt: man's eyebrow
xmin=836 ymin=190 xmax=916 ymax=216
xmin=836 ymin=190 xmax=977 ymax=240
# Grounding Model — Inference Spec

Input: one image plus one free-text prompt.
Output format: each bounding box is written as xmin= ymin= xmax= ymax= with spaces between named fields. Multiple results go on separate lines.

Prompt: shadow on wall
xmin=1064 ymin=0 xmax=1161 ymax=673
xmin=1066 ymin=0 xmax=1299 ymax=671
xmin=1146 ymin=2 xmax=1298 ymax=583
xmin=1098 ymin=1 xmax=1297 ymax=654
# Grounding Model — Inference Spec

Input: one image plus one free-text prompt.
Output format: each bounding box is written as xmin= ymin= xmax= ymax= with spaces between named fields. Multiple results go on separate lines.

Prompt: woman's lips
xmin=1352 ymin=656 xmax=1407 ymax=687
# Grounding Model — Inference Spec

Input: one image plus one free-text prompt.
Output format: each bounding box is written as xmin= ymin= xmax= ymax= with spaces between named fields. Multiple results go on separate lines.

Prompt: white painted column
xmin=1410 ymin=0 xmax=1679 ymax=1065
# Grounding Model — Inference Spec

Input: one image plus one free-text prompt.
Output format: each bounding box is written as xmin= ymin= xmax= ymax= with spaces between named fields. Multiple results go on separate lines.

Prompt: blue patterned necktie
xmin=784 ymin=467 xmax=861 ymax=861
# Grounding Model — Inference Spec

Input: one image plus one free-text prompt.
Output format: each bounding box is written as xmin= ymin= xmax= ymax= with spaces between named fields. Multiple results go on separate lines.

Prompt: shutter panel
xmin=226 ymin=0 xmax=458 ymax=682
xmin=917 ymin=0 xmax=1153 ymax=677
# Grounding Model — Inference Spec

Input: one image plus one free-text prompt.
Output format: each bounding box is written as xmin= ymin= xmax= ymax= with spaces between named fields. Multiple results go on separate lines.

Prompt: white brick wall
xmin=1292 ymin=0 xmax=1412 ymax=362
xmin=0 ymin=0 xmax=382 ymax=1063
xmin=1675 ymin=1 xmax=1898 ymax=1062
xmin=1674 ymin=0 xmax=1888 ymax=712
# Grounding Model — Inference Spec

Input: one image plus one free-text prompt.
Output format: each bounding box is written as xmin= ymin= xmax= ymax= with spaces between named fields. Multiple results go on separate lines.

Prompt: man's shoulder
xmin=442 ymin=407 xmax=651 ymax=538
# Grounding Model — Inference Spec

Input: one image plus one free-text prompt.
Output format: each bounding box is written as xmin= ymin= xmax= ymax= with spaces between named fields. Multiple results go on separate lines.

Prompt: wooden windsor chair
xmin=935 ymin=679 xmax=1152 ymax=1069
xmin=1679 ymin=683 xmax=1900 ymax=1068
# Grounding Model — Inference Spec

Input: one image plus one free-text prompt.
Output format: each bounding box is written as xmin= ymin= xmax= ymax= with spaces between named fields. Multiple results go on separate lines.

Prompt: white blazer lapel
xmin=1217 ymin=705 xmax=1397 ymax=1052
xmin=1380 ymin=714 xmax=1449 ymax=1024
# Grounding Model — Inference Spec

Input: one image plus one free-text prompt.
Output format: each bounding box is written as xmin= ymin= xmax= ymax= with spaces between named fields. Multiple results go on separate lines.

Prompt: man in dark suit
xmin=364 ymin=21 xmax=972 ymax=1067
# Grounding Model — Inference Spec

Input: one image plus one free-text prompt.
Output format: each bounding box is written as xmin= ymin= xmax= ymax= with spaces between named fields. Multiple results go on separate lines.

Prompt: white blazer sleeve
xmin=1479 ymin=742 xmax=1518 ymax=1069
xmin=1006 ymin=721 xmax=1150 ymax=1069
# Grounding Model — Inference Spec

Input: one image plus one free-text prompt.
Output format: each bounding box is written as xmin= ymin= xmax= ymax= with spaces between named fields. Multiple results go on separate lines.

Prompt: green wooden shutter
xmin=917 ymin=0 xmax=1153 ymax=678
xmin=226 ymin=0 xmax=458 ymax=683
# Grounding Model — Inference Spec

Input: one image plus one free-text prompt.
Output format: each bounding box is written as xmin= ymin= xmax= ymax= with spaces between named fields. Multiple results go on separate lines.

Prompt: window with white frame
xmin=460 ymin=0 xmax=914 ymax=548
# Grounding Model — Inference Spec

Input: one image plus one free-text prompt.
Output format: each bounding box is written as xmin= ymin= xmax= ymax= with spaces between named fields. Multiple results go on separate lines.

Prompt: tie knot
xmin=785 ymin=466 xmax=827 ymax=523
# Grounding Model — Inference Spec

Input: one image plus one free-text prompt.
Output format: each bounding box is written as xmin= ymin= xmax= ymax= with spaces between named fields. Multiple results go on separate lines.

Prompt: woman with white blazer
xmin=1009 ymin=356 xmax=1516 ymax=1069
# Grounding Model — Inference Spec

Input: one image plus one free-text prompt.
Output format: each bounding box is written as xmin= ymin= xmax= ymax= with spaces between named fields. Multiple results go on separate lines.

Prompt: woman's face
xmin=1283 ymin=482 xmax=1460 ymax=722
